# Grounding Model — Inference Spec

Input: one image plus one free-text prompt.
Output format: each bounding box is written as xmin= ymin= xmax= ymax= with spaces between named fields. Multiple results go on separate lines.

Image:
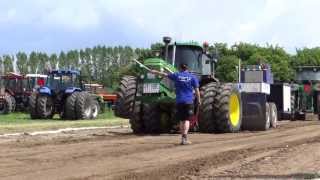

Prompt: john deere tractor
xmin=115 ymin=37 xmax=242 ymax=134
xmin=29 ymin=70 xmax=99 ymax=120
xmin=291 ymin=66 xmax=320 ymax=120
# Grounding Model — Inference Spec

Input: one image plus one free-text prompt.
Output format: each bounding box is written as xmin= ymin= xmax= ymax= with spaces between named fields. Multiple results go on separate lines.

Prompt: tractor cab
xmin=0 ymin=73 xmax=35 ymax=114
xmin=1 ymin=73 xmax=27 ymax=96
xmin=25 ymin=74 xmax=47 ymax=92
xmin=43 ymin=70 xmax=82 ymax=95
xmin=161 ymin=37 xmax=215 ymax=76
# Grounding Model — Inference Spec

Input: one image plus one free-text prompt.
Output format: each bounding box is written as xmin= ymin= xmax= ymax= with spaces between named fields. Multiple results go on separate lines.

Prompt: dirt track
xmin=1 ymin=121 xmax=320 ymax=180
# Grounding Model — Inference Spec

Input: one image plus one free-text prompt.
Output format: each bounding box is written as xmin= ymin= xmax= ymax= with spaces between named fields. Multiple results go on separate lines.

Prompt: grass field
xmin=0 ymin=111 xmax=128 ymax=134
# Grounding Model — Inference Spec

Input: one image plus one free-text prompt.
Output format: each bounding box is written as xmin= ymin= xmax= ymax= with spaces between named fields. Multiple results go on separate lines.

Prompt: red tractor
xmin=0 ymin=73 xmax=46 ymax=114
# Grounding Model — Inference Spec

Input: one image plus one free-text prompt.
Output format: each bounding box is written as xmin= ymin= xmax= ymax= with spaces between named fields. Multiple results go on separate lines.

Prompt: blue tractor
xmin=29 ymin=70 xmax=99 ymax=120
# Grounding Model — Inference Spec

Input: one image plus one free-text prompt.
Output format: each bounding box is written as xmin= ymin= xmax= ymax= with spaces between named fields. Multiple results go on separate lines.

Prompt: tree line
xmin=1 ymin=42 xmax=320 ymax=89
xmin=0 ymin=46 xmax=151 ymax=89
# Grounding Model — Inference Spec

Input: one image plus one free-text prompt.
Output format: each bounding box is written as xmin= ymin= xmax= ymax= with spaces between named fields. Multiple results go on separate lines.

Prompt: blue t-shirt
xmin=168 ymin=71 xmax=199 ymax=104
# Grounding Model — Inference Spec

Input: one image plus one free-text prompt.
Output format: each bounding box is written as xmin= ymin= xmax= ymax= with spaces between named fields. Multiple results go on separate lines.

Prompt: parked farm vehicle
xmin=0 ymin=73 xmax=47 ymax=114
xmin=115 ymin=37 xmax=284 ymax=134
xmin=84 ymin=83 xmax=118 ymax=111
xmin=291 ymin=66 xmax=320 ymax=120
xmin=240 ymin=64 xmax=291 ymax=130
xmin=29 ymin=70 xmax=99 ymax=120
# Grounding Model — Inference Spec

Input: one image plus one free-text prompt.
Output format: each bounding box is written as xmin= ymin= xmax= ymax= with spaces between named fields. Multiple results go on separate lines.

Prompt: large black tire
xmin=140 ymin=103 xmax=172 ymax=134
xmin=64 ymin=92 xmax=80 ymax=120
xmin=114 ymin=76 xmax=137 ymax=119
xmin=29 ymin=93 xmax=39 ymax=119
xmin=129 ymin=101 xmax=145 ymax=134
xmin=0 ymin=93 xmax=13 ymax=114
xmin=214 ymin=84 xmax=242 ymax=133
xmin=256 ymin=103 xmax=271 ymax=131
xmin=37 ymin=94 xmax=54 ymax=119
xmin=75 ymin=92 xmax=93 ymax=119
xmin=199 ymin=82 xmax=219 ymax=133
xmin=270 ymin=102 xmax=278 ymax=128
xmin=143 ymin=103 xmax=161 ymax=134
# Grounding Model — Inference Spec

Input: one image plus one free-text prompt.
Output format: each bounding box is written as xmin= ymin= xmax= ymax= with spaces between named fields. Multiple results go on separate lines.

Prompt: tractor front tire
xmin=75 ymin=92 xmax=93 ymax=119
xmin=114 ymin=76 xmax=137 ymax=119
xmin=214 ymin=84 xmax=242 ymax=133
xmin=29 ymin=93 xmax=39 ymax=119
xmin=37 ymin=95 xmax=54 ymax=119
xmin=199 ymin=82 xmax=219 ymax=133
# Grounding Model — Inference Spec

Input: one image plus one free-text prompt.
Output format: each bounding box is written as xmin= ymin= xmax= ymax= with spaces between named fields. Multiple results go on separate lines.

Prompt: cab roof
xmin=49 ymin=70 xmax=80 ymax=75
xmin=167 ymin=41 xmax=203 ymax=49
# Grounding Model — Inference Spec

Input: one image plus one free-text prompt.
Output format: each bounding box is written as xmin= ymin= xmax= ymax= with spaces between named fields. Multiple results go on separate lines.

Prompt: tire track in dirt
xmin=0 ymin=121 xmax=319 ymax=180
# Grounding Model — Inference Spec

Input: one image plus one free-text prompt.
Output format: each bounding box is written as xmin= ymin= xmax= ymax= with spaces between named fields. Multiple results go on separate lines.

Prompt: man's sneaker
xmin=180 ymin=138 xmax=192 ymax=145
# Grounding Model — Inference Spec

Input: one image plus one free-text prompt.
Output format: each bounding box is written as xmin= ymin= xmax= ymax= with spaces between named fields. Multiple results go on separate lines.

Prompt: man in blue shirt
xmin=150 ymin=64 xmax=201 ymax=145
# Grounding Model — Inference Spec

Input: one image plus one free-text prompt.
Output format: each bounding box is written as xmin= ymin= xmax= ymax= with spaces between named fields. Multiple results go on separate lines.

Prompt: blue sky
xmin=0 ymin=0 xmax=319 ymax=54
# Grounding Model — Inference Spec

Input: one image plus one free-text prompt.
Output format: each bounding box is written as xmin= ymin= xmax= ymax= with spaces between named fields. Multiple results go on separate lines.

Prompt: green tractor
xmin=292 ymin=66 xmax=320 ymax=120
xmin=115 ymin=37 xmax=242 ymax=134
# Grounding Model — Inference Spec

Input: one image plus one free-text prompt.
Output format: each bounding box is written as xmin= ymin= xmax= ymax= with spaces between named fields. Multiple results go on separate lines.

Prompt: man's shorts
xmin=176 ymin=103 xmax=194 ymax=121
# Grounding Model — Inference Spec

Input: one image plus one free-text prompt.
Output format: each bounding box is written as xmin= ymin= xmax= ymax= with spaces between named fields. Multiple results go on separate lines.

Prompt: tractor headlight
xmin=160 ymin=67 xmax=164 ymax=72
xmin=140 ymin=75 xmax=145 ymax=79
xmin=147 ymin=73 xmax=156 ymax=79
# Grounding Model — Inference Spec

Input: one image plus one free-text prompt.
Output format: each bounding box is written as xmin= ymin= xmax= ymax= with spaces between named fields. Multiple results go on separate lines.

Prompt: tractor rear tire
xmin=199 ymin=82 xmax=219 ymax=133
xmin=114 ymin=76 xmax=137 ymax=119
xmin=29 ymin=93 xmax=39 ymax=119
xmin=37 ymin=95 xmax=54 ymax=119
xmin=0 ymin=93 xmax=13 ymax=114
xmin=75 ymin=92 xmax=93 ymax=119
xmin=270 ymin=102 xmax=278 ymax=128
xmin=214 ymin=84 xmax=242 ymax=133
xmin=64 ymin=92 xmax=80 ymax=120
xmin=129 ymin=101 xmax=145 ymax=134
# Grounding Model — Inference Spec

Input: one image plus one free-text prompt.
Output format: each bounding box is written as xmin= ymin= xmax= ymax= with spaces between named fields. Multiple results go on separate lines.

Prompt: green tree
xmin=16 ymin=52 xmax=28 ymax=74
xmin=28 ymin=52 xmax=39 ymax=73
xmin=215 ymin=55 xmax=239 ymax=82
xmin=2 ymin=55 xmax=14 ymax=73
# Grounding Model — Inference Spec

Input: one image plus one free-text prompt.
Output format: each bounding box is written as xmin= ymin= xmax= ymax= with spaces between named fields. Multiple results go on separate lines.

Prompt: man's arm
xmin=150 ymin=69 xmax=168 ymax=77
xmin=195 ymin=88 xmax=201 ymax=105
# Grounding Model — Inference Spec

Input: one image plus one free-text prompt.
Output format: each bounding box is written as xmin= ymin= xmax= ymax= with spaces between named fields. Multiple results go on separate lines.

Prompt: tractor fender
xmin=38 ymin=87 xmax=51 ymax=95
xmin=65 ymin=87 xmax=81 ymax=94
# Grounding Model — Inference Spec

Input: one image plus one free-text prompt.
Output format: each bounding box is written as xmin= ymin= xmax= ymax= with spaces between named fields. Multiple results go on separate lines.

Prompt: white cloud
xmin=40 ymin=0 xmax=102 ymax=30
xmin=1 ymin=0 xmax=320 ymax=53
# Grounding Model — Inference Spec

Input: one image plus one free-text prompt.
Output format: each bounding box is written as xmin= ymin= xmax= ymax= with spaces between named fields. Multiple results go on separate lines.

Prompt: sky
xmin=0 ymin=0 xmax=320 ymax=54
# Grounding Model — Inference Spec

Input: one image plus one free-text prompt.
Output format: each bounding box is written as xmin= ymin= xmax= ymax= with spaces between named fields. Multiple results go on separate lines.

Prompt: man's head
xmin=179 ymin=63 xmax=188 ymax=71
